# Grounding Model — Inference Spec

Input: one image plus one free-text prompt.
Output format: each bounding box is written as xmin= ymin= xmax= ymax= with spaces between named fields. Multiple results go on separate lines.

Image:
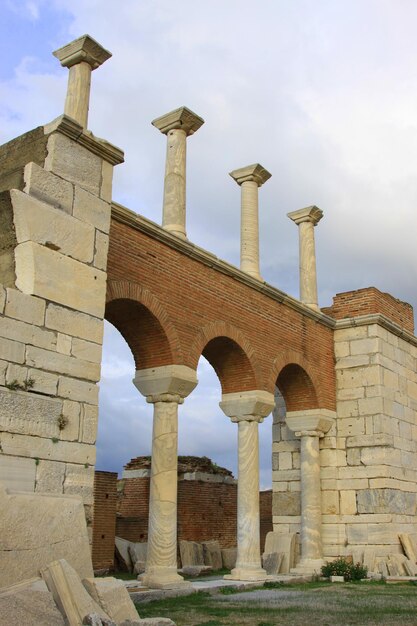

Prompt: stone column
xmin=287 ymin=205 xmax=323 ymax=310
xmin=133 ymin=365 xmax=198 ymax=589
xmin=229 ymin=164 xmax=271 ymax=280
xmin=286 ymin=409 xmax=335 ymax=573
xmin=53 ymin=35 xmax=112 ymax=128
xmin=220 ymin=390 xmax=275 ymax=580
xmin=152 ymin=107 xmax=204 ymax=239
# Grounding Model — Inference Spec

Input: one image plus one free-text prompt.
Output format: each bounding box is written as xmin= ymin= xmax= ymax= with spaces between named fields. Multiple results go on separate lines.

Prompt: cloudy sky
xmin=1 ymin=0 xmax=417 ymax=487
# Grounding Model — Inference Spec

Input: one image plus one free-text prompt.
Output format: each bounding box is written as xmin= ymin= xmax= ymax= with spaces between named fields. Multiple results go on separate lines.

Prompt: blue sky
xmin=2 ymin=0 xmax=417 ymax=487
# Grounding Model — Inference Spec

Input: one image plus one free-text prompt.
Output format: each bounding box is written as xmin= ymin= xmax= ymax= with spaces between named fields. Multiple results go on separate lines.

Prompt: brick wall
xmin=260 ymin=489 xmax=273 ymax=551
xmin=92 ymin=471 xmax=118 ymax=572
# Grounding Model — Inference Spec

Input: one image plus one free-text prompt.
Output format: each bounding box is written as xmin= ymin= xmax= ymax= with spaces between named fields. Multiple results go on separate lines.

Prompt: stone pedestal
xmin=286 ymin=410 xmax=335 ymax=573
xmin=287 ymin=206 xmax=323 ymax=310
xmin=229 ymin=164 xmax=271 ymax=280
xmin=133 ymin=365 xmax=197 ymax=589
xmin=220 ymin=390 xmax=274 ymax=580
xmin=152 ymin=107 xmax=204 ymax=239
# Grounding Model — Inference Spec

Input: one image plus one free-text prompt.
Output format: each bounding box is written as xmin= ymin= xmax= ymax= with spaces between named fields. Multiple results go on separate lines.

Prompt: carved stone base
xmin=224 ymin=566 xmax=267 ymax=582
xmin=139 ymin=567 xmax=192 ymax=590
xmin=290 ymin=559 xmax=324 ymax=575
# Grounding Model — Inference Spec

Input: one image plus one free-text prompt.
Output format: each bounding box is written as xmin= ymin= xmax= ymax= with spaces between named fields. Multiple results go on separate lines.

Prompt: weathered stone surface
xmin=80 ymin=403 xmax=99 ymax=443
xmin=0 ymin=431 xmax=95 ymax=466
xmin=63 ymin=464 xmax=95 ymax=505
xmin=26 ymin=345 xmax=100 ymax=382
xmin=35 ymin=460 xmax=66 ymax=493
xmin=202 ymin=541 xmax=222 ymax=570
xmin=115 ymin=537 xmax=133 ymax=572
xmin=264 ymin=532 xmax=297 ymax=573
xmin=357 ymin=489 xmax=416 ymax=515
xmin=46 ymin=303 xmax=103 ymax=343
xmin=178 ymin=566 xmax=212 ymax=577
xmin=0 ymin=486 xmax=93 ymax=587
xmin=72 ymin=337 xmax=102 ymax=364
xmin=399 ymin=533 xmax=417 ymax=562
xmin=262 ymin=552 xmax=284 ymax=575
xmin=5 ymin=287 xmax=45 ymax=325
xmin=42 ymin=559 xmax=109 ymax=625
xmin=58 ymin=376 xmax=99 ymax=405
xmin=73 ymin=185 xmax=111 ymax=233
xmin=83 ymin=578 xmax=139 ymax=623
xmin=363 ymin=548 xmax=376 ymax=573
xmin=24 ymin=161 xmax=74 ymax=213
xmin=0 ymin=454 xmax=36 ymax=491
xmin=94 ymin=230 xmax=109 ymax=270
xmin=82 ymin=614 xmax=115 ymax=626
xmin=221 ymin=547 xmax=237 ymax=570
xmin=0 ymin=589 xmax=65 ymax=626
xmin=272 ymin=491 xmax=301 ymax=516
xmin=28 ymin=367 xmax=59 ymax=395
xmin=0 ymin=387 xmax=62 ymax=438
xmin=15 ymin=241 xmax=106 ymax=318
xmin=0 ymin=335 xmax=25 ymax=363
xmin=129 ymin=542 xmax=148 ymax=574
xmin=179 ymin=540 xmax=204 ymax=567
xmin=0 ymin=314 xmax=56 ymax=351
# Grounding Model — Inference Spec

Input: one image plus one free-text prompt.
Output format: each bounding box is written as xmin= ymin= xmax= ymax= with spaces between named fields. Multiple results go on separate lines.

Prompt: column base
xmin=290 ymin=559 xmax=324 ymax=575
xmin=139 ymin=567 xmax=192 ymax=590
xmin=224 ymin=566 xmax=267 ymax=582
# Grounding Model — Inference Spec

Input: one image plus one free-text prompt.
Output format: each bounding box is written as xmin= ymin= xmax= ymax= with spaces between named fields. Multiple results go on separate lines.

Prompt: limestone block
xmin=41 ymin=559 xmax=109 ymax=625
xmin=358 ymin=397 xmax=384 ymax=416
xmin=399 ymin=534 xmax=417 ymax=561
xmin=179 ymin=540 xmax=204 ymax=567
xmin=350 ymin=338 xmax=381 ymax=356
xmin=0 ymin=387 xmax=62 ymax=438
xmin=334 ymin=327 xmax=368 ymax=341
xmin=35 ymin=460 xmax=66 ymax=493
xmin=322 ymin=525 xmax=346 ymax=546
xmin=58 ymin=376 xmax=98 ymax=405
xmin=337 ymin=387 xmax=365 ymax=401
xmin=5 ymin=288 xmax=45 ymax=325
xmin=322 ymin=490 xmax=339 ymax=515
xmin=100 ymin=160 xmax=113 ymax=202
xmin=264 ymin=532 xmax=296 ymax=572
xmin=334 ymin=341 xmax=350 ymax=358
xmin=272 ymin=491 xmax=300 ymax=516
xmin=0 ymin=336 xmax=25 ymax=363
xmin=0 ymin=454 xmax=36 ymax=491
xmin=1 ymin=487 xmax=93 ymax=587
xmin=0 ymin=315 xmax=56 ymax=351
xmin=346 ymin=524 xmax=368 ymax=544
xmin=15 ymin=242 xmax=106 ymax=318
xmin=221 ymin=548 xmax=237 ymax=570
xmin=0 ymin=285 xmax=5 ymax=313
xmin=45 ymin=132 xmax=103 ymax=196
xmin=28 ymin=368 xmax=59 ymax=395
xmin=360 ymin=447 xmax=401 ymax=467
xmin=0 ymin=432 xmax=95 ymax=465
xmin=363 ymin=548 xmax=376 ymax=573
xmin=0 ymin=359 xmax=7 ymax=384
xmin=63 ymin=464 xmax=95 ymax=505
xmin=340 ymin=490 xmax=357 ymax=515
xmin=278 ymin=451 xmax=292 ymax=470
xmin=346 ymin=434 xmax=393 ymax=448
xmin=46 ymin=303 xmax=103 ymax=344
xmin=72 ymin=337 xmax=102 ymax=364
xmin=357 ymin=489 xmax=416 ymax=515
xmin=60 ymin=399 xmax=81 ymax=441
xmin=179 ymin=565 xmax=212 ymax=577
xmin=0 ymin=588 xmax=65 ymax=626
xmin=94 ymin=231 xmax=109 ymax=270
xmin=23 ymin=161 xmax=74 ymax=213
xmin=73 ymin=186 xmax=111 ymax=233
xmin=80 ymin=404 xmax=99 ymax=443
xmin=347 ymin=448 xmax=361 ymax=465
xmin=262 ymin=552 xmax=284 ymax=575
xmin=337 ymin=366 xmax=381 ymax=390
xmin=335 ymin=355 xmax=370 ymax=369
xmin=26 ymin=345 xmax=100 ymax=382
xmin=337 ymin=417 xmax=364 ymax=437
xmin=83 ymin=577 xmax=139 ymax=623
xmin=368 ymin=525 xmax=397 ymax=544
xmin=202 ymin=541 xmax=222 ymax=570
xmin=115 ymin=537 xmax=133 ymax=572
xmin=11 ymin=189 xmax=95 ymax=263
xmin=129 ymin=542 xmax=147 ymax=574
xmin=6 ymin=362 xmax=28 ymax=387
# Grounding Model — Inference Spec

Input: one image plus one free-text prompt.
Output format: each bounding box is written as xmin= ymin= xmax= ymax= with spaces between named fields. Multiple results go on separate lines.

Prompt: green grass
xmin=135 ymin=581 xmax=417 ymax=626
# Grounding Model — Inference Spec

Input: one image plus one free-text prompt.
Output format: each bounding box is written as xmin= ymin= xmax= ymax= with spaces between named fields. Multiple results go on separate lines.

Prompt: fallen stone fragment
xmin=83 ymin=577 xmax=140 ymax=623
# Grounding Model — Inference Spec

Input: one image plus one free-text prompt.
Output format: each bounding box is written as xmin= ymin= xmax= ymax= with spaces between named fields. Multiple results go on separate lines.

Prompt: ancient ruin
xmin=1 ymin=33 xmax=417 ymax=621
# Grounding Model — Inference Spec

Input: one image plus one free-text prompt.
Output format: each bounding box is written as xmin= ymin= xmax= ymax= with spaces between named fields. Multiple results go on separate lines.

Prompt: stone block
xmin=129 ymin=542 xmax=147 ymax=575
xmin=179 ymin=565 xmax=212 ymax=577
xmin=347 ymin=524 xmax=368 ymax=544
xmin=94 ymin=230 xmax=109 ymax=270
xmin=335 ymin=355 xmax=370 ymax=369
xmin=357 ymin=489 xmax=416 ymax=515
xmin=5 ymin=288 xmax=45 ymax=325
xmin=0 ymin=454 xmax=36 ymax=491
xmin=45 ymin=132 xmax=103 ymax=196
xmin=346 ymin=434 xmax=393 ymax=448
xmin=337 ymin=417 xmax=364 ymax=437
xmin=1 ymin=486 xmax=93 ymax=587
xmin=23 ymin=161 xmax=74 ymax=213
xmin=347 ymin=448 xmax=361 ymax=465
xmin=73 ymin=186 xmax=111 ymax=233
xmin=100 ymin=160 xmax=113 ymax=202
xmin=26 ymin=345 xmax=100 ymax=382
xmin=322 ymin=490 xmax=339 ymax=515
xmin=0 ymin=387 xmax=62 ymax=438
xmin=202 ymin=541 xmax=222 ymax=570
xmin=0 ymin=587 xmax=65 ymax=626
xmin=340 ymin=490 xmax=357 ymax=515
xmin=334 ymin=327 xmax=368 ymax=341
xmin=337 ymin=366 xmax=381 ymax=390
xmin=272 ymin=491 xmax=300 ymax=516
xmin=221 ymin=548 xmax=237 ymax=570
xmin=63 ymin=464 xmax=95 ymax=505
xmin=264 ymin=532 xmax=296 ymax=573
xmin=46 ymin=303 xmax=103 ymax=344
xmin=80 ymin=404 xmax=99 ymax=443
xmin=179 ymin=540 xmax=204 ymax=567
xmin=330 ymin=575 xmax=345 ymax=582
xmin=72 ymin=337 xmax=102 ymax=364
xmin=262 ymin=552 xmax=283 ymax=575
xmin=83 ymin=577 xmax=139 ymax=623
xmin=0 ymin=315 xmax=56 ymax=351
xmin=115 ymin=537 xmax=133 ymax=572
xmin=28 ymin=368 xmax=59 ymax=396
xmin=398 ymin=534 xmax=417 ymax=561
xmin=338 ymin=387 xmax=365 ymax=400
xmin=11 ymin=189 xmax=95 ymax=263
xmin=58 ymin=376 xmax=98 ymax=405
xmin=278 ymin=451 xmax=292 ymax=470
xmin=35 ymin=460 xmax=66 ymax=493
xmin=0 ymin=336 xmax=25 ymax=364
xmin=363 ymin=548 xmax=376 ymax=573
xmin=0 ymin=359 xmax=6 ymax=385
xmin=41 ymin=559 xmax=109 ymax=624
xmin=350 ymin=338 xmax=381 ymax=356
xmin=6 ymin=362 xmax=28 ymax=387
xmin=0 ymin=432 xmax=95 ymax=465
xmin=15 ymin=242 xmax=106 ymax=318
xmin=60 ymin=399 xmax=81 ymax=441
xmin=0 ymin=285 xmax=5 ymax=313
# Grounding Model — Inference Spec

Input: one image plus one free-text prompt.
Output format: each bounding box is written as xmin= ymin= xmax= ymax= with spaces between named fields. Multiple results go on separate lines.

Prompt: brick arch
xmin=271 ymin=350 xmax=323 ymax=411
xmin=188 ymin=321 xmax=261 ymax=394
xmin=105 ymin=280 xmax=182 ymax=369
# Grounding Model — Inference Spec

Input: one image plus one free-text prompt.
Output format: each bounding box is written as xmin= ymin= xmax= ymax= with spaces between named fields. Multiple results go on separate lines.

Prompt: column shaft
xmin=299 ymin=433 xmax=322 ymax=563
xmin=162 ymin=128 xmax=187 ymax=238
xmin=241 ymin=180 xmax=261 ymax=279
xmin=299 ymin=220 xmax=318 ymax=309
xmin=64 ymin=61 xmax=92 ymax=128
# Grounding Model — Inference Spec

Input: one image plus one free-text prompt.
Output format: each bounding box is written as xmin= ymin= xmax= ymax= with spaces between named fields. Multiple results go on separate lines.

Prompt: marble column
xmin=229 ymin=164 xmax=271 ymax=280
xmin=152 ymin=107 xmax=204 ymax=239
xmin=286 ymin=409 xmax=335 ymax=573
xmin=133 ymin=365 xmax=198 ymax=589
xmin=53 ymin=35 xmax=112 ymax=128
xmin=220 ymin=390 xmax=275 ymax=580
xmin=287 ymin=206 xmax=323 ymax=310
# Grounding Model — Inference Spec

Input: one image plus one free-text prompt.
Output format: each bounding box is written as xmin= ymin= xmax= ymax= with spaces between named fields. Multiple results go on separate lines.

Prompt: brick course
xmin=92 ymin=471 xmax=117 ymax=572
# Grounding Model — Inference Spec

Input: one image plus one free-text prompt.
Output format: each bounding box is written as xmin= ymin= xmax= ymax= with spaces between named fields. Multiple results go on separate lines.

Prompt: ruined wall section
xmin=0 ymin=116 xmax=123 ymax=540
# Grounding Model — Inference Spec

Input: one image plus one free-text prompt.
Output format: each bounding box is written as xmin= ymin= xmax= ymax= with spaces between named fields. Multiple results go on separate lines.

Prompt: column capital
xmin=286 ymin=409 xmax=336 ymax=436
xmin=287 ymin=205 xmax=323 ymax=226
xmin=53 ymin=34 xmax=111 ymax=70
xmin=229 ymin=163 xmax=271 ymax=187
xmin=152 ymin=106 xmax=205 ymax=136
xmin=133 ymin=365 xmax=198 ymax=402
xmin=220 ymin=390 xmax=274 ymax=423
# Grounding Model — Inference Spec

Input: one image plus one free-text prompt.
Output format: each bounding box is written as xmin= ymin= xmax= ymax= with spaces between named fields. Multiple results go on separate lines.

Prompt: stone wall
xmin=92 ymin=470 xmax=118 ymax=572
